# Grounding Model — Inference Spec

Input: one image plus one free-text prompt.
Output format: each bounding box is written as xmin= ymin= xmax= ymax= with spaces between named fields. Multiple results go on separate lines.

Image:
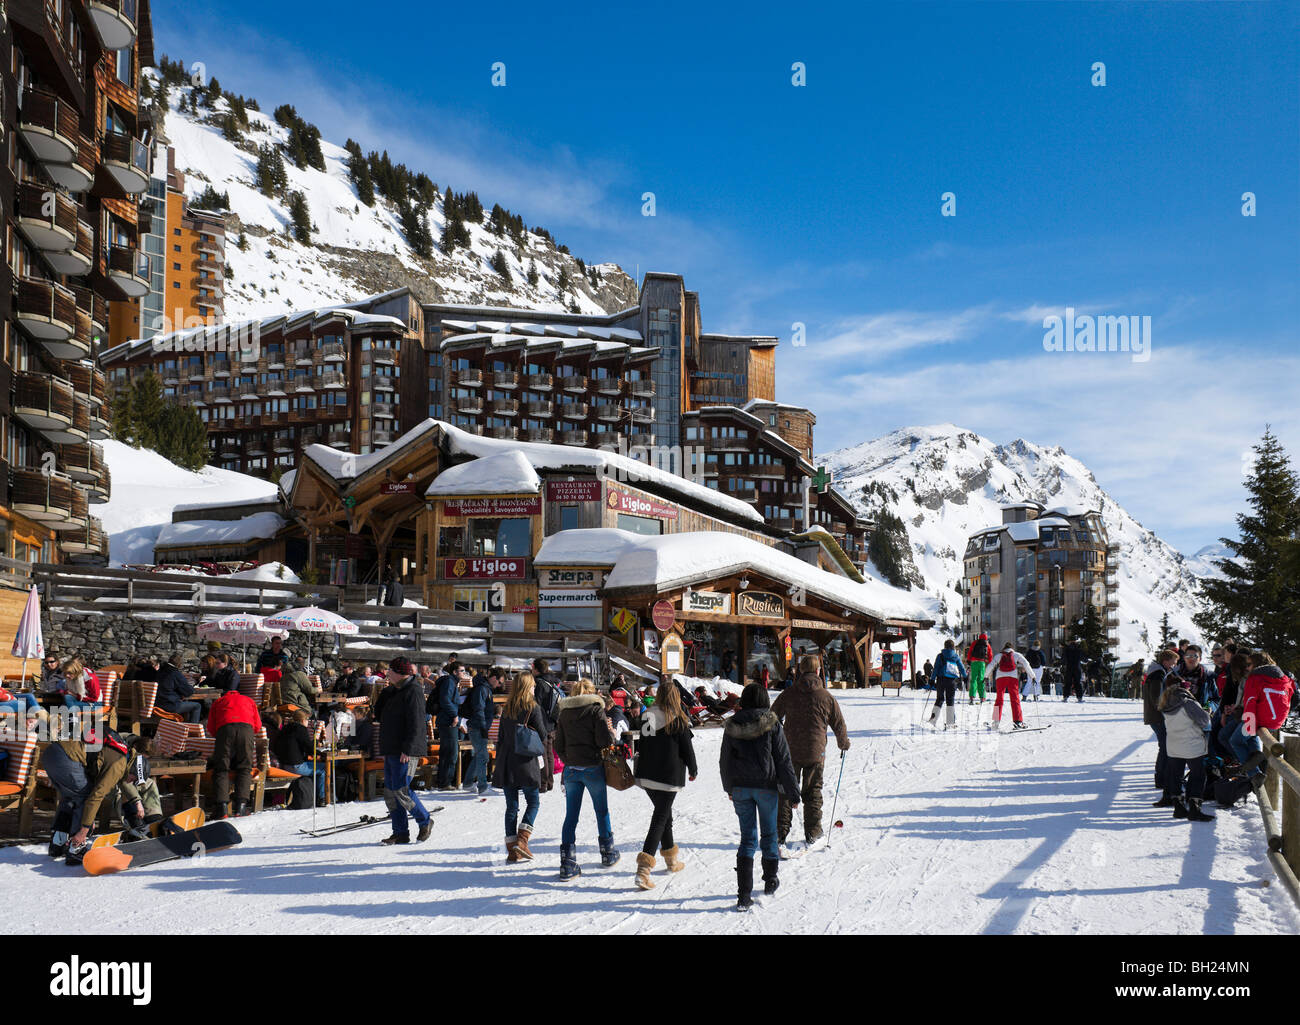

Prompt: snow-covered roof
xmin=601 ymin=531 xmax=932 ymax=625
xmin=1035 ymin=516 xmax=1072 ymax=528
xmin=173 ymin=495 xmax=280 ymax=515
xmin=278 ymin=469 xmax=297 ymax=496
xmin=154 ymin=512 xmax=286 ymax=550
xmin=438 ymin=331 xmax=655 ymax=359
xmin=1004 ymin=522 xmax=1040 ymax=543
xmin=426 ymin=451 xmax=540 ymax=496
xmin=431 ymin=312 xmax=642 ymax=343
xmin=534 ymin=528 xmax=648 ymax=567
xmin=1044 ymin=505 xmax=1097 ymax=519
xmin=302 ymin=419 xmax=441 ymax=483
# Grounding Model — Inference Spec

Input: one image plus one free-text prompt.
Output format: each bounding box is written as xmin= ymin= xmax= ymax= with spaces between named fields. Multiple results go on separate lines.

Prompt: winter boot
xmin=634 ymin=852 xmax=656 ymax=890
xmin=506 ymin=836 xmax=521 ymax=863
xmin=1152 ymin=794 xmax=1176 ymax=808
xmin=662 ymin=845 xmax=685 ymax=872
xmin=1172 ymin=797 xmax=1189 ymax=820
xmin=944 ymin=705 xmax=957 ymax=728
xmin=380 ymin=834 xmax=410 ymax=845
xmin=1012 ymin=721 xmax=1027 ymax=730
xmin=1187 ymin=798 xmax=1215 ymax=822
xmin=926 ymin=707 xmax=938 ymax=725
xmin=736 ymin=854 xmax=754 ymax=910
xmin=416 ymin=818 xmax=433 ymax=843
xmin=213 ymin=802 xmax=230 ymax=821
xmin=559 ymin=843 xmax=580 ymax=880
xmin=65 ymin=838 xmax=93 ymax=866
xmin=516 ymin=824 xmax=535 ymax=860
xmin=599 ymin=834 xmax=620 ymax=867
xmin=47 ymin=838 xmax=69 ymax=859
xmin=761 ymin=857 xmax=780 ymax=897
xmin=233 ymin=801 xmax=250 ymax=818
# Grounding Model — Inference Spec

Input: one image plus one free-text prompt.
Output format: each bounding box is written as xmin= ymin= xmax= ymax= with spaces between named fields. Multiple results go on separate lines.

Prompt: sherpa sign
xmin=50 ymin=957 xmax=152 ymax=1005
xmin=540 ymin=567 xmax=604 ymax=588
xmin=682 ymin=590 xmax=732 ymax=615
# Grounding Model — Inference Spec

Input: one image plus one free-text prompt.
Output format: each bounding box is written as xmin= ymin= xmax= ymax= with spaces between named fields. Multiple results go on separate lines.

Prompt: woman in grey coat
xmin=1158 ymin=684 xmax=1214 ymax=822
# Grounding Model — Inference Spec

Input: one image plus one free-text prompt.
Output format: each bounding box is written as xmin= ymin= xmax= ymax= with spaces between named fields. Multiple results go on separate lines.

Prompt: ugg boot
xmin=1172 ymin=796 xmax=1189 ymax=820
xmin=926 ymin=708 xmax=938 ymax=725
xmin=598 ymin=834 xmax=620 ymax=867
xmin=1187 ymin=798 xmax=1215 ymax=822
xmin=516 ymin=823 xmax=535 ymax=860
xmin=634 ymin=851 xmax=656 ymax=890
xmin=661 ymin=845 xmax=685 ymax=873
xmin=506 ymin=836 xmax=520 ymax=863
xmin=761 ymin=857 xmax=780 ymax=896
xmin=944 ymin=705 xmax=957 ymax=728
xmin=736 ymin=854 xmax=754 ymax=910
xmin=559 ymin=843 xmax=580 ymax=880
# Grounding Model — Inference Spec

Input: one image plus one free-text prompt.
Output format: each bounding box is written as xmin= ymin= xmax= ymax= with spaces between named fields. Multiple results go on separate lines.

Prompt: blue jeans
xmin=560 ymin=764 xmax=612 ymax=846
xmin=286 ymin=761 xmax=330 ymax=803
xmin=0 ymin=693 xmax=40 ymax=715
xmin=505 ymin=787 xmax=540 ymax=837
xmin=466 ymin=727 xmax=489 ymax=789
xmin=1226 ymin=720 xmax=1264 ymax=775
xmin=436 ymin=719 xmax=458 ymax=787
xmin=1151 ymin=720 xmax=1169 ymax=793
xmin=732 ymin=786 xmax=779 ymax=860
xmin=163 ymin=700 xmax=202 ymax=724
xmin=383 ymin=755 xmax=430 ymax=837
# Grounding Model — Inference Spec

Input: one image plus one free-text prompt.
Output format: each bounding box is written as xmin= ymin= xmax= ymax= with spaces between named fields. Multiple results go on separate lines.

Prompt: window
xmin=560 ymin=505 xmax=579 ymax=531
xmin=616 ymin=513 xmax=661 ymax=536
xmin=453 ymin=587 xmax=496 ymax=613
xmin=539 ymin=607 xmax=601 ymax=632
xmin=469 ymin=518 xmax=530 ymax=557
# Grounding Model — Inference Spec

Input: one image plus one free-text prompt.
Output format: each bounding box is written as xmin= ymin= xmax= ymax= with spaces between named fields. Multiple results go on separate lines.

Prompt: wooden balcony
xmin=559 ymin=402 xmax=588 ymax=421
xmin=490 ymin=398 xmax=520 ymax=417
xmin=371 ymin=402 xmax=396 ymax=419
xmin=558 ymin=429 xmax=588 ymax=446
xmin=372 ymin=376 xmax=396 ymax=392
xmin=58 ymin=516 xmax=107 ymax=558
xmin=525 ymin=373 xmax=553 ymax=391
xmin=264 ymin=350 xmax=286 ymax=370
xmin=627 ymin=379 xmax=655 ymax=397
xmin=106 ymin=244 xmax=149 ymax=297
xmin=520 ymin=428 xmax=553 ymax=443
xmin=101 ymin=131 xmax=150 ymax=194
xmin=17 ymin=89 xmax=79 ymax=165
xmin=46 ymin=218 xmax=94 ymax=277
xmin=16 ymin=278 xmax=80 ymax=356
xmin=70 ymin=285 xmax=108 ymax=333
xmin=318 ymin=369 xmax=346 ymax=389
xmin=593 ymin=378 xmax=624 ymax=397
xmin=58 ymin=443 xmax=110 ymax=501
xmin=47 ymin=132 xmax=99 ymax=193
xmin=11 ymin=468 xmax=87 ymax=528
xmin=525 ymin=400 xmax=553 ymax=417
xmin=320 ymin=342 xmax=345 ymax=362
xmin=16 ymin=182 xmax=77 ymax=253
xmin=492 ymin=370 xmax=520 ymax=389
xmin=65 ymin=364 xmax=108 ymax=407
xmin=289 ymin=373 xmax=315 ymax=393
xmin=371 ymin=348 xmax=397 ymax=365
xmin=87 ymin=0 xmax=139 ymax=50
xmin=207 ymin=385 xmax=232 ymax=403
xmin=558 ymin=375 xmax=587 ymax=394
xmin=455 ymin=368 xmax=483 ymax=388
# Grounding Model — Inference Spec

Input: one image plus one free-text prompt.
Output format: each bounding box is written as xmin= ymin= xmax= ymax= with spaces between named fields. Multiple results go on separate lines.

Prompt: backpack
xmin=998 ymin=651 xmax=1016 ymax=674
xmin=1213 ymin=775 xmax=1255 ymax=808
xmin=536 ymin=678 xmax=561 ymax=725
xmin=333 ymin=767 xmax=358 ymax=803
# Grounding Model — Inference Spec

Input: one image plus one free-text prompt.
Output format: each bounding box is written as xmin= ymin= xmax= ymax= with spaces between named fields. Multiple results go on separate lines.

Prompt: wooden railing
xmin=1255 ymin=727 xmax=1300 ymax=908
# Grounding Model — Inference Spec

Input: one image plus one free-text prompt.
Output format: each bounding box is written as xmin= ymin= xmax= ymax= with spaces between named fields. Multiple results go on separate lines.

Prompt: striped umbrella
xmin=11 ymin=585 xmax=44 ymax=689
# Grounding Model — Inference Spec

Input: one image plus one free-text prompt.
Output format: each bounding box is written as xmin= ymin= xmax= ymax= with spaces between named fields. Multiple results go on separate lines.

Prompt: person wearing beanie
xmin=1024 ymin=641 xmax=1046 ymax=701
xmin=964 ymin=633 xmax=993 ymax=705
xmin=771 ymin=655 xmax=850 ymax=849
xmin=208 ymin=686 xmax=262 ymax=818
xmin=378 ymin=657 xmax=433 ymax=844
xmin=719 ymin=683 xmax=801 ymax=911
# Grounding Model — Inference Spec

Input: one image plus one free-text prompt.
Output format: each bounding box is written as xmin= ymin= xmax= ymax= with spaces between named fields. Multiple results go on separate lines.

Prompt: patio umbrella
xmin=197 ymin=614 xmax=289 ymax=673
xmin=11 ymin=585 xmax=44 ymax=689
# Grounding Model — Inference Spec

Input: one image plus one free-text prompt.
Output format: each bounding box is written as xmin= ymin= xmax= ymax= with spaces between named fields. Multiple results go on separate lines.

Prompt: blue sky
xmin=155 ymin=1 xmax=1299 ymax=555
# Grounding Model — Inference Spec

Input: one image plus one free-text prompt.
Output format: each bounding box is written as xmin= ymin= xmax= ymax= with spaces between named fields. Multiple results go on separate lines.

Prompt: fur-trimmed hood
xmin=557 ymin=693 xmax=605 ymax=712
xmin=724 ymin=708 xmax=778 ymax=741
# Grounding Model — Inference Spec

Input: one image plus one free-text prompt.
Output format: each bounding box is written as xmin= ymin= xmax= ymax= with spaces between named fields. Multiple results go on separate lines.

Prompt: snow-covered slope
xmin=819 ymin=424 xmax=1207 ymax=663
xmin=156 ymin=80 xmax=638 ymax=321
xmin=93 ymin=441 xmax=278 ymax=565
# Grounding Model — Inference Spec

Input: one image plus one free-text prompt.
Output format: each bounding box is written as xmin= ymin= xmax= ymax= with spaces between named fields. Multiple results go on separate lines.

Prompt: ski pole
xmin=827 ymin=750 xmax=846 ymax=850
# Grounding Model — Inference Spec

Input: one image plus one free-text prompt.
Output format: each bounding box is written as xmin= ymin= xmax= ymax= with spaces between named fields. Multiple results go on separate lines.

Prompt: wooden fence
xmin=1255 ymin=728 xmax=1300 ymax=908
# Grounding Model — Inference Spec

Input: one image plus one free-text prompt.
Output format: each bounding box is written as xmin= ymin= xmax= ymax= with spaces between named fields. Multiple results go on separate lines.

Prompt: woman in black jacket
xmin=492 ymin=671 xmax=548 ymax=862
xmin=718 ymin=683 xmax=800 ymax=911
xmin=554 ymin=678 xmax=617 ymax=879
xmin=631 ymin=680 xmax=697 ymax=890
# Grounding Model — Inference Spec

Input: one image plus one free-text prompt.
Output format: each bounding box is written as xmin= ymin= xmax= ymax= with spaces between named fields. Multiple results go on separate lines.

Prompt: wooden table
xmin=319 ymin=750 xmax=364 ymax=806
xmin=151 ymin=759 xmax=209 ymax=810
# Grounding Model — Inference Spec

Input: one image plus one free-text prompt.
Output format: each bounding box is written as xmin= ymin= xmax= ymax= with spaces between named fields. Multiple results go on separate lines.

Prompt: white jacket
xmin=991 ymin=649 xmax=1033 ymax=681
xmin=1162 ymin=687 xmax=1211 ymax=759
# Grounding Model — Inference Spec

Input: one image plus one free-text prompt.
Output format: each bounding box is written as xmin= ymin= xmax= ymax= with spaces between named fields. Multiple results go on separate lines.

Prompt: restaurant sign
xmin=444 ymin=557 xmax=528 ymax=580
xmin=539 ymin=567 xmax=604 ymax=589
xmin=441 ymin=496 xmax=542 ymax=517
xmin=606 ymin=484 xmax=678 ymax=521
xmin=682 ymin=589 xmax=732 ymax=615
xmin=736 ymin=591 xmax=785 ymax=619
xmin=546 ymin=480 xmax=602 ymax=503
xmin=380 ymin=481 xmax=418 ymax=495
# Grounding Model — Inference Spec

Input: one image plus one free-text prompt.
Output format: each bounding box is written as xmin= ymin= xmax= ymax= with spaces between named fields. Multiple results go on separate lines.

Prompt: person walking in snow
xmin=1062 ymin=639 xmax=1085 ymax=702
xmin=965 ymin=633 xmax=993 ymax=705
xmin=1024 ymin=642 xmax=1046 ymax=701
xmin=378 ymin=657 xmax=434 ymax=846
xmin=719 ymin=683 xmax=801 ymax=910
xmin=926 ymin=640 xmax=966 ymax=728
xmin=771 ymin=655 xmax=850 ymax=849
xmin=631 ymin=677 xmax=698 ymax=890
xmin=990 ymin=643 xmax=1032 ymax=730
xmin=554 ymin=678 xmax=619 ymax=879
xmin=1158 ymin=683 xmax=1215 ymax=821
xmin=493 ymin=671 xmax=548 ymax=863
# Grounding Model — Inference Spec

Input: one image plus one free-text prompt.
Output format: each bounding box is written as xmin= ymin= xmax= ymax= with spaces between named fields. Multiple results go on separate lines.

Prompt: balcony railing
xmin=18 ymin=89 xmax=79 ymax=165
xmin=558 ymin=429 xmax=588 ymax=446
xmin=58 ymin=515 xmax=107 ymax=557
xmin=58 ymin=442 xmax=109 ymax=497
xmin=70 ymin=285 xmax=108 ymax=332
xmin=485 ymin=426 xmax=516 ymax=440
xmin=492 ymin=371 xmax=520 ymax=389
xmin=320 ymin=342 xmax=345 ymax=361
xmin=520 ymin=428 xmax=553 ymax=443
xmin=559 ymin=402 xmax=588 ymax=420
xmin=455 ymin=368 xmax=483 ymax=388
xmin=106 ymin=244 xmax=150 ymax=297
xmin=629 ymin=432 xmax=655 ymax=448
xmin=525 ymin=373 xmax=553 ymax=391
xmin=371 ymin=348 xmax=397 ymax=365
xmin=456 ymin=394 xmax=484 ymax=414
xmin=371 ymin=403 xmax=396 ymax=419
xmin=66 ymin=365 xmax=108 ymax=406
xmin=490 ymin=398 xmax=520 ymax=417
xmin=207 ymin=385 xmax=232 ymax=403
xmin=318 ymin=370 xmax=346 ymax=389
xmin=16 ymin=277 xmax=77 ymax=347
xmin=593 ymin=378 xmax=624 ymax=397
xmin=594 ymin=403 xmax=622 ymax=422
xmin=46 ymin=218 xmax=94 ymax=277
xmin=17 ymin=181 xmax=77 ymax=253
xmin=372 ymin=376 xmax=396 ymax=392
xmin=101 ymin=131 xmax=150 ymax=194
xmin=627 ymin=379 xmax=655 ymax=397
xmin=10 ymin=468 xmax=86 ymax=527
xmin=558 ymin=375 xmax=587 ymax=393
xmin=87 ymin=0 xmax=139 ymax=51
xmin=525 ymin=400 xmax=553 ymax=417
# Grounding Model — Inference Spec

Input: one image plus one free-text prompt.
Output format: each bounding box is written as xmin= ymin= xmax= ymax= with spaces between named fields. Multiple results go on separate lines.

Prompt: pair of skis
xmin=298 ymin=806 xmax=446 ymax=838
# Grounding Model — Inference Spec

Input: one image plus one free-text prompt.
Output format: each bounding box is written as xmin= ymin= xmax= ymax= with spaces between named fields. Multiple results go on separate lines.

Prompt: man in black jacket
xmin=531 ymin=658 xmax=563 ymax=793
xmin=1144 ymin=649 xmax=1179 ymax=805
xmin=1062 ymin=640 xmax=1085 ymax=702
xmin=155 ymin=657 xmax=201 ymax=723
xmin=378 ymin=656 xmax=433 ymax=845
xmin=429 ymin=662 xmax=463 ymax=790
xmin=207 ymin=652 xmax=241 ymax=694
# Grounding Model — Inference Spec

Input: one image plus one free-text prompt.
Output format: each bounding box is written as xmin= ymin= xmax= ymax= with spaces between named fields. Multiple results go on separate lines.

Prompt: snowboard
xmin=82 ymin=821 xmax=242 ymax=876
xmin=91 ymin=808 xmax=205 ymax=849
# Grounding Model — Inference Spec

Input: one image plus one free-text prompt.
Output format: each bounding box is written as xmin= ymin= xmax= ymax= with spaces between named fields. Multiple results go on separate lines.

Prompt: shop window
xmin=453 ymin=587 xmax=492 ymax=613
xmin=470 ymin=518 xmax=530 ymax=557
xmin=437 ymin=526 xmax=465 ymax=557
xmin=616 ymin=513 xmax=661 ymax=536
xmin=540 ymin=607 xmax=602 ymax=632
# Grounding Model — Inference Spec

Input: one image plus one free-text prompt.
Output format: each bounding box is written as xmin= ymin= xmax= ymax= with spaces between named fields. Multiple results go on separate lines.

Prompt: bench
xmin=0 ymin=732 xmax=39 ymax=835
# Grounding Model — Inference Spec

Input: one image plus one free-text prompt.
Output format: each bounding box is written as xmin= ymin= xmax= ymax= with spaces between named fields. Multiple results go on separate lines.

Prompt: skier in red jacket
xmin=1229 ymin=652 xmax=1295 ymax=780
xmin=208 ymin=689 xmax=263 ymax=818
xmin=965 ymin=633 xmax=994 ymax=705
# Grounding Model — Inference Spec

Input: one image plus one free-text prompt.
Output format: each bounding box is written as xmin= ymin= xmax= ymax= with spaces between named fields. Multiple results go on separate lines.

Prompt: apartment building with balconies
xmin=0 ymin=0 xmax=154 ymax=568
xmin=960 ymin=502 xmax=1119 ymax=663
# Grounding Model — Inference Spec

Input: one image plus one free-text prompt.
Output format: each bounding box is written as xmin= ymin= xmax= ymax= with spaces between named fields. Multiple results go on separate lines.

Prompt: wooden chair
xmin=237 ymin=673 xmax=267 ymax=710
xmin=0 ymin=731 xmax=39 ymax=836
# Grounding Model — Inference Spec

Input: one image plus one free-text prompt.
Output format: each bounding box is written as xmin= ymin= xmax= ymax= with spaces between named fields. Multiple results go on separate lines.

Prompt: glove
xmin=839 ymin=739 xmax=851 ymax=752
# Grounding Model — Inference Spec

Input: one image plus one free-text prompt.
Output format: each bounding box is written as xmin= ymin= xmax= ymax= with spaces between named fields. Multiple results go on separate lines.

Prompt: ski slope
xmin=3 ymin=692 xmax=1294 ymax=935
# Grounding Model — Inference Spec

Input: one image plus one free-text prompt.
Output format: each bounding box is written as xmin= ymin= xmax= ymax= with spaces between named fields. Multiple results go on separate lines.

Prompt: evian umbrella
xmin=11 ymin=585 xmax=44 ymax=688
xmin=197 ymin=614 xmax=289 ymax=672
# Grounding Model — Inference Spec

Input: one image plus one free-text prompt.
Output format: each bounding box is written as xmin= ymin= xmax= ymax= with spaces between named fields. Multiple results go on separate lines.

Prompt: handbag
xmin=513 ymin=721 xmax=545 ymax=758
xmin=603 ymin=745 xmax=635 ymax=791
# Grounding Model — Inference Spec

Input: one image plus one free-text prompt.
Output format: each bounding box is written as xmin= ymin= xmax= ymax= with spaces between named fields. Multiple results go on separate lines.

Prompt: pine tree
xmin=1158 ymin=613 xmax=1175 ymax=650
xmin=288 ymin=191 xmax=312 ymax=243
xmin=866 ymin=508 xmax=923 ymax=589
xmin=255 ymin=144 xmax=287 ymax=197
xmin=155 ymin=404 xmax=209 ymax=471
xmin=526 ymin=260 xmax=539 ymax=287
xmin=1071 ymin=602 xmax=1107 ymax=660
xmin=491 ymin=249 xmax=512 ymax=285
xmin=556 ymin=267 xmax=571 ymax=293
xmin=1195 ymin=427 xmax=1300 ymax=672
xmin=128 ymin=372 xmax=165 ymax=448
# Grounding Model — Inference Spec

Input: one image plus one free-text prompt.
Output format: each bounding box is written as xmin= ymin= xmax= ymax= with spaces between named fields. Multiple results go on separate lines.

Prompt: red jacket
xmin=208 ymin=690 xmax=261 ymax=735
xmin=84 ymin=670 xmax=101 ymax=702
xmin=966 ymin=638 xmax=992 ymax=664
xmin=1241 ymin=666 xmax=1295 ymax=732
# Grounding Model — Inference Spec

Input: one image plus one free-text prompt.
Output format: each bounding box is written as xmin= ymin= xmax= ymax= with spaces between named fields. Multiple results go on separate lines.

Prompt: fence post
xmin=413 ymin=611 xmax=422 ymax=655
xmin=1286 ymin=735 xmax=1300 ymax=878
xmin=1266 ymin=739 xmax=1281 ymax=811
